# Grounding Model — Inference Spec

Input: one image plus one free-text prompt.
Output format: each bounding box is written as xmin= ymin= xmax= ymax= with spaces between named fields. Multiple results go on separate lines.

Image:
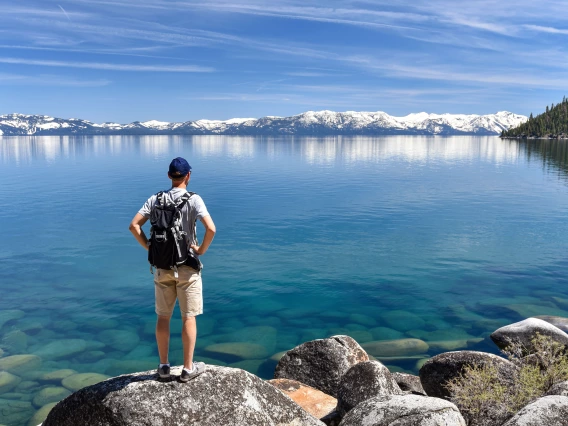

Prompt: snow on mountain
xmin=0 ymin=111 xmax=527 ymax=136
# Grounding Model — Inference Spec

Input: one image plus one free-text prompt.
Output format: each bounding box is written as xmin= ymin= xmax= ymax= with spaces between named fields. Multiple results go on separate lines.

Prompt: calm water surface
xmin=2 ymin=135 xmax=568 ymax=425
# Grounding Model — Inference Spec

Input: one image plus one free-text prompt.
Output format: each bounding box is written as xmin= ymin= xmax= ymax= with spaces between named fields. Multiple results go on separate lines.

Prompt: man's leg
xmin=154 ymin=269 xmax=177 ymax=368
xmin=156 ymin=315 xmax=171 ymax=364
xmin=182 ymin=316 xmax=197 ymax=369
xmin=177 ymin=266 xmax=203 ymax=372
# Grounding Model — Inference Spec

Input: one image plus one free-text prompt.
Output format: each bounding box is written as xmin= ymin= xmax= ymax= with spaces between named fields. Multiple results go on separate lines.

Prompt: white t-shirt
xmin=138 ymin=188 xmax=210 ymax=250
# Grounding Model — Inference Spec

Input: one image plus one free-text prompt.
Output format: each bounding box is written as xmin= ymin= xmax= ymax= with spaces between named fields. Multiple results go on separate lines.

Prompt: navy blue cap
xmin=168 ymin=157 xmax=191 ymax=178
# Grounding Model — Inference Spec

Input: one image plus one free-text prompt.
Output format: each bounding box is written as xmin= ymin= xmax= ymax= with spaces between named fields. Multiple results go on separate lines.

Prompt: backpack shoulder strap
xmin=175 ymin=191 xmax=194 ymax=210
xmin=154 ymin=191 xmax=165 ymax=207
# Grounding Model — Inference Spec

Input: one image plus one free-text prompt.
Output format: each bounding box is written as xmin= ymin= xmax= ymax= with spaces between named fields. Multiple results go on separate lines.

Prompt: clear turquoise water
xmin=2 ymin=135 xmax=568 ymax=425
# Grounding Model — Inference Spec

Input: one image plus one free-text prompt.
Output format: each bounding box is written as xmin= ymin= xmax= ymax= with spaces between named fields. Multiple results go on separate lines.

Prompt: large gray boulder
xmin=490 ymin=318 xmax=568 ymax=351
xmin=502 ymin=395 xmax=568 ymax=426
xmin=392 ymin=372 xmax=426 ymax=395
xmin=419 ymin=351 xmax=516 ymax=398
xmin=545 ymin=381 xmax=568 ymax=397
xmin=274 ymin=335 xmax=369 ymax=397
xmin=43 ymin=366 xmax=324 ymax=426
xmin=338 ymin=394 xmax=466 ymax=426
xmin=336 ymin=361 xmax=401 ymax=416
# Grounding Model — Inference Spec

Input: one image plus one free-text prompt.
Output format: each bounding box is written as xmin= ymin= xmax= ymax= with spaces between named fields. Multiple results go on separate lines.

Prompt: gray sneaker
xmin=179 ymin=362 xmax=205 ymax=382
xmin=157 ymin=364 xmax=171 ymax=380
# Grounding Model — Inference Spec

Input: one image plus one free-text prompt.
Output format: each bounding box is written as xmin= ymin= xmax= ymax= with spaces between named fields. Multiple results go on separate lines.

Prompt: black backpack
xmin=148 ymin=191 xmax=196 ymax=273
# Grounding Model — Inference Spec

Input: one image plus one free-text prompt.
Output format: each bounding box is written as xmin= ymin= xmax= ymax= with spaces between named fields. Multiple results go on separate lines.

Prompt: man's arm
xmin=191 ymin=215 xmax=216 ymax=256
xmin=129 ymin=213 xmax=150 ymax=250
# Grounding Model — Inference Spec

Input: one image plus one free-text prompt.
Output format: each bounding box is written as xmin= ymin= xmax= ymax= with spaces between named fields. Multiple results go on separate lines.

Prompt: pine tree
xmin=503 ymin=97 xmax=568 ymax=138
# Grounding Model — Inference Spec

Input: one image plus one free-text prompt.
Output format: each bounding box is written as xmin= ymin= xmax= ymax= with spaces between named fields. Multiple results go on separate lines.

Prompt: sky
xmin=0 ymin=0 xmax=567 ymax=122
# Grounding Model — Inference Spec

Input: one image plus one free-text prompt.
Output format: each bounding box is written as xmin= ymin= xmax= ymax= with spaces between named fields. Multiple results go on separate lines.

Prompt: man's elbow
xmin=207 ymin=223 xmax=217 ymax=235
xmin=129 ymin=223 xmax=138 ymax=232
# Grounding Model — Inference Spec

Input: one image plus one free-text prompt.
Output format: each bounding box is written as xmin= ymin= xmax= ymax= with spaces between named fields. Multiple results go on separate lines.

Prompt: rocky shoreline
xmin=37 ymin=315 xmax=568 ymax=426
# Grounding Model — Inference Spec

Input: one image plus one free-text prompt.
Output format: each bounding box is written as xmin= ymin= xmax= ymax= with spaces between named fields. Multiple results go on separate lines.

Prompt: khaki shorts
xmin=154 ymin=266 xmax=203 ymax=318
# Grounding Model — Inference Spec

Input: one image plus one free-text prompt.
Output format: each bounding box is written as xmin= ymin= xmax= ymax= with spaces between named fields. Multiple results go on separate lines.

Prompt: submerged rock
xmin=27 ymin=402 xmax=57 ymax=426
xmin=274 ymin=335 xmax=368 ymax=397
xmin=204 ymin=342 xmax=269 ymax=360
xmin=44 ymin=366 xmax=324 ymax=426
xmin=419 ymin=351 xmax=516 ymax=399
xmin=76 ymin=350 xmax=105 ymax=363
xmin=16 ymin=319 xmax=43 ymax=335
xmin=0 ymin=398 xmax=35 ymax=425
xmin=502 ymin=395 xmax=568 ymax=426
xmin=104 ymin=359 xmax=156 ymax=377
xmin=362 ymin=339 xmax=429 ymax=357
xmin=98 ymin=330 xmax=140 ymax=352
xmin=2 ymin=330 xmax=28 ymax=353
xmin=61 ymin=373 xmax=111 ymax=392
xmin=427 ymin=339 xmax=476 ymax=351
xmin=348 ymin=314 xmax=377 ymax=327
xmin=38 ymin=369 xmax=77 ymax=383
xmin=504 ymin=303 xmax=567 ymax=319
xmin=268 ymin=378 xmax=337 ymax=420
xmin=0 ymin=310 xmax=25 ymax=330
xmin=270 ymin=351 xmax=287 ymax=362
xmin=368 ymin=327 xmax=404 ymax=341
xmin=32 ymin=386 xmax=71 ymax=408
xmin=227 ymin=359 xmax=265 ymax=376
xmin=51 ymin=320 xmax=78 ymax=332
xmin=15 ymin=380 xmax=40 ymax=393
xmin=123 ymin=344 xmax=154 ymax=360
xmin=196 ymin=317 xmax=216 ymax=335
xmin=336 ymin=360 xmax=402 ymax=416
xmin=226 ymin=326 xmax=278 ymax=353
xmin=380 ymin=310 xmax=425 ymax=332
xmin=33 ymin=339 xmax=87 ymax=360
xmin=0 ymin=371 xmax=21 ymax=395
xmin=0 ymin=355 xmax=42 ymax=376
xmin=344 ymin=331 xmax=373 ymax=344
xmin=490 ymin=318 xmax=568 ymax=351
xmin=338 ymin=394 xmax=466 ymax=426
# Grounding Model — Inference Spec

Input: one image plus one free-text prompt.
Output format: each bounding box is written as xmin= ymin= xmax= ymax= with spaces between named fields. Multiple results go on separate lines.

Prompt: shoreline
xmin=501 ymin=135 xmax=568 ymax=140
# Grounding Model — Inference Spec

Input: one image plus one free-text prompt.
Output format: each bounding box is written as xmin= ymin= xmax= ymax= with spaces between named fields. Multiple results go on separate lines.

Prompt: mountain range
xmin=0 ymin=111 xmax=527 ymax=136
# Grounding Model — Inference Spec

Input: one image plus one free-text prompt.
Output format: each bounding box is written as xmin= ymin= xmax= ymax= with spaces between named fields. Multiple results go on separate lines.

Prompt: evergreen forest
xmin=502 ymin=97 xmax=568 ymax=138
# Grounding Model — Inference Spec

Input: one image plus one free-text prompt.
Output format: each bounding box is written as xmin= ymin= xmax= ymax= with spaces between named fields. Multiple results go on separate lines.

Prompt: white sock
xmin=183 ymin=363 xmax=195 ymax=373
xmin=159 ymin=363 xmax=170 ymax=368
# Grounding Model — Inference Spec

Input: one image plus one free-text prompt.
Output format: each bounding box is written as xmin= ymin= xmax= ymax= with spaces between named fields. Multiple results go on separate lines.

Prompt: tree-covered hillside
xmin=502 ymin=97 xmax=568 ymax=138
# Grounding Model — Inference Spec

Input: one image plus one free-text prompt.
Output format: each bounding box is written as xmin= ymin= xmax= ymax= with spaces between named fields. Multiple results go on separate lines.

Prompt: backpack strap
xmin=155 ymin=191 xmax=165 ymax=207
xmin=175 ymin=191 xmax=194 ymax=210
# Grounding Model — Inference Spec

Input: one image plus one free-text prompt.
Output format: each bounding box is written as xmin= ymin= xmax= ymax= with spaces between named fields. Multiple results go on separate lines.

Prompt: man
xmin=129 ymin=157 xmax=216 ymax=382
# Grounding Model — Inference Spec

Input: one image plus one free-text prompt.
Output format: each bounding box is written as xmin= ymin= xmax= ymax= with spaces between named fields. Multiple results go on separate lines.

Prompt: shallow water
xmin=2 ymin=135 xmax=568 ymax=425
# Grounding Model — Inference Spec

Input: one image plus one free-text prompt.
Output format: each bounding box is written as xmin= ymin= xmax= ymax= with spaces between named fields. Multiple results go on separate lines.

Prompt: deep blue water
xmin=2 ymin=135 xmax=568 ymax=425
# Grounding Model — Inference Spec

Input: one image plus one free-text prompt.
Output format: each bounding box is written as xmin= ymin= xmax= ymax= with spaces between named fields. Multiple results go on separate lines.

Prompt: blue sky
xmin=1 ymin=0 xmax=567 ymax=122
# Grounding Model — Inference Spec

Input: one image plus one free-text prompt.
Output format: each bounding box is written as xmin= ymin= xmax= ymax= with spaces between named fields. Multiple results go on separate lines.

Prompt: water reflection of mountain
xmin=1 ymin=135 xmax=524 ymax=166
xmin=517 ymin=139 xmax=568 ymax=180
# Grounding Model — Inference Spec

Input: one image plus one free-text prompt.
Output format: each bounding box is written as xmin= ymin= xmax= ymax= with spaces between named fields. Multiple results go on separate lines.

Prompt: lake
xmin=2 ymin=135 xmax=568 ymax=425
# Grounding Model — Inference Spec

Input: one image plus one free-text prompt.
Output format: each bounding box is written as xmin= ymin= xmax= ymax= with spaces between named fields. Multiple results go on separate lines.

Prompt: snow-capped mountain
xmin=0 ymin=111 xmax=527 ymax=136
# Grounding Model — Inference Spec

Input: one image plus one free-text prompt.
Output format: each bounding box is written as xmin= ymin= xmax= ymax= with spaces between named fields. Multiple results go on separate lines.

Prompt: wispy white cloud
xmin=0 ymin=57 xmax=214 ymax=72
xmin=0 ymin=44 xmax=189 ymax=60
xmin=284 ymin=71 xmax=341 ymax=77
xmin=1 ymin=6 xmax=90 ymax=18
xmin=341 ymin=56 xmax=568 ymax=88
xmin=0 ymin=73 xmax=110 ymax=86
xmin=57 ymin=5 xmax=72 ymax=22
xmin=525 ymin=25 xmax=568 ymax=35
